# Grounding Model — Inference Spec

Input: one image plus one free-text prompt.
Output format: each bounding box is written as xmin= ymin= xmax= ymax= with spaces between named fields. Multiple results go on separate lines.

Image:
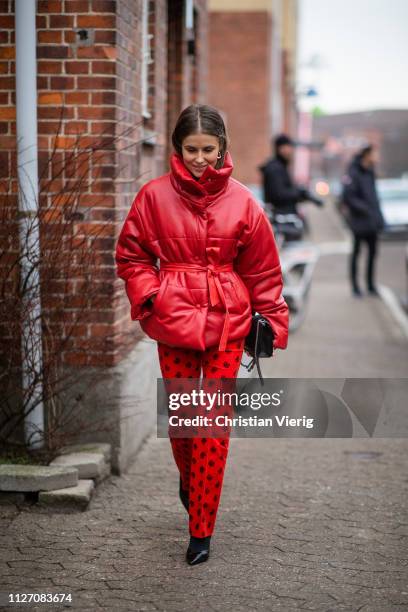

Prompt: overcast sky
xmin=297 ymin=0 xmax=408 ymax=114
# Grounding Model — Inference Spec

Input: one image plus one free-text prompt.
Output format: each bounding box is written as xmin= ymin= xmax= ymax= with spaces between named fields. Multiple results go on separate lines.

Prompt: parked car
xmin=377 ymin=178 xmax=408 ymax=239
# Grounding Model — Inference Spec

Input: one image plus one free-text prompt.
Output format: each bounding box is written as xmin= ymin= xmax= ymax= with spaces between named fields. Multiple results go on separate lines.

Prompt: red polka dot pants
xmin=157 ymin=338 xmax=245 ymax=537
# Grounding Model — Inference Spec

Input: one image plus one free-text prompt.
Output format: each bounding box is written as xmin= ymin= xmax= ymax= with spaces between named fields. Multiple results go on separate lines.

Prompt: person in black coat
xmin=259 ymin=134 xmax=323 ymax=217
xmin=341 ymin=145 xmax=385 ymax=297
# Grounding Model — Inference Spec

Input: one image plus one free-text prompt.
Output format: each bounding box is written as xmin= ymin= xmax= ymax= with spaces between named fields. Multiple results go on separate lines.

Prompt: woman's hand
xmin=144 ymin=293 xmax=157 ymax=308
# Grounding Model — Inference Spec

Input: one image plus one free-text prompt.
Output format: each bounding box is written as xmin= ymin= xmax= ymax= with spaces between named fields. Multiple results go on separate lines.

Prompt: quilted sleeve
xmin=115 ymin=186 xmax=161 ymax=321
xmin=234 ymin=204 xmax=289 ymax=349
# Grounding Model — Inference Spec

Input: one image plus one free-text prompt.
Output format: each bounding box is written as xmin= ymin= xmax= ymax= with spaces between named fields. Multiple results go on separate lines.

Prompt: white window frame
xmin=141 ymin=0 xmax=154 ymax=119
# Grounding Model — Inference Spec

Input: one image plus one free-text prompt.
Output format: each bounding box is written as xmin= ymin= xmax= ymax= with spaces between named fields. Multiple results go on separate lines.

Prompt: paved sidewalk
xmin=1 ymin=436 xmax=407 ymax=611
xmin=1 ymin=203 xmax=408 ymax=611
xmin=264 ymin=203 xmax=408 ymax=378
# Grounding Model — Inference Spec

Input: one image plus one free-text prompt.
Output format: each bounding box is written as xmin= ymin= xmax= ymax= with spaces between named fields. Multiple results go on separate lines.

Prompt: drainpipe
xmin=15 ymin=0 xmax=44 ymax=449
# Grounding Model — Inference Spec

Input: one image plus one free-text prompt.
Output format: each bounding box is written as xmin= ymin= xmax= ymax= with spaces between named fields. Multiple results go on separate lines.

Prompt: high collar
xmin=169 ymin=151 xmax=233 ymax=207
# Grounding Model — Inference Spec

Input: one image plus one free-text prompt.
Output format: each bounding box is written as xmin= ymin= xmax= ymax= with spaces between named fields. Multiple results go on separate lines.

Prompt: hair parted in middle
xmin=171 ymin=104 xmax=230 ymax=170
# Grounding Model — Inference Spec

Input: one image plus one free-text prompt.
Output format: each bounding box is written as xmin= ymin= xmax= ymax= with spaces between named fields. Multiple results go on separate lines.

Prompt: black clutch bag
xmin=242 ymin=313 xmax=274 ymax=385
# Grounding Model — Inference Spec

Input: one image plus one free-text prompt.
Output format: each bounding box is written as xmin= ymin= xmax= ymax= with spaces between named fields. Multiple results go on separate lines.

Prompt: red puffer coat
xmin=115 ymin=151 xmax=289 ymax=352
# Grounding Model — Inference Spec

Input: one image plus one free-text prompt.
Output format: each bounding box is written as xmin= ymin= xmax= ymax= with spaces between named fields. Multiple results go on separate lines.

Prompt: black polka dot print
xmin=157 ymin=337 xmax=245 ymax=537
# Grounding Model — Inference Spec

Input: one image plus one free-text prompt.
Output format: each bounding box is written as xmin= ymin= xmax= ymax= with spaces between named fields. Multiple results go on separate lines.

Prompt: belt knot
xmin=159 ymin=261 xmax=233 ymax=352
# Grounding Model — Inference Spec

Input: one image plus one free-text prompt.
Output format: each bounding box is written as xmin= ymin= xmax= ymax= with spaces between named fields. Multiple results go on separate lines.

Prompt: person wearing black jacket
xmin=258 ymin=134 xmax=323 ymax=219
xmin=341 ymin=145 xmax=385 ymax=297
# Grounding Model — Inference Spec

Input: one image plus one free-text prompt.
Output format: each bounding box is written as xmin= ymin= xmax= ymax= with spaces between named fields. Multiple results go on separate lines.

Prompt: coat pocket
xmin=152 ymin=275 xmax=170 ymax=314
xmin=219 ymin=280 xmax=247 ymax=314
xmin=152 ymin=277 xmax=201 ymax=321
xmin=231 ymin=273 xmax=251 ymax=310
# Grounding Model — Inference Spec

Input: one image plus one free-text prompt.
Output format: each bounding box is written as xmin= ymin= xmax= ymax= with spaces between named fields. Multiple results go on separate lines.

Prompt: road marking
xmin=379 ymin=285 xmax=408 ymax=340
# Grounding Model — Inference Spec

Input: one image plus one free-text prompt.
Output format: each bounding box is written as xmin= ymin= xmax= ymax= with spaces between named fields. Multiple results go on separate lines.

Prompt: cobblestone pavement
xmin=1 ymin=204 xmax=408 ymax=611
xmin=1 ymin=436 xmax=408 ymax=611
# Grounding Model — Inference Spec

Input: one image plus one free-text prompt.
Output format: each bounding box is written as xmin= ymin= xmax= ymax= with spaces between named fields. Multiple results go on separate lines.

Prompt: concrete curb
xmin=378 ymin=284 xmax=408 ymax=340
xmin=0 ymin=464 xmax=78 ymax=492
xmin=0 ymin=442 xmax=112 ymax=511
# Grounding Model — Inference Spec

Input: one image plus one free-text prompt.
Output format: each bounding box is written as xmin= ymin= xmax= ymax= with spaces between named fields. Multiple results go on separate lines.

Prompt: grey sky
xmin=297 ymin=0 xmax=408 ymax=114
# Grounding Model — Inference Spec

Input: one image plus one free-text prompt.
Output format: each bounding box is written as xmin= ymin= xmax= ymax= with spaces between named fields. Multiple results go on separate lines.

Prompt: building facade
xmin=311 ymin=109 xmax=408 ymax=182
xmin=207 ymin=0 xmax=298 ymax=185
xmin=0 ymin=0 xmax=208 ymax=470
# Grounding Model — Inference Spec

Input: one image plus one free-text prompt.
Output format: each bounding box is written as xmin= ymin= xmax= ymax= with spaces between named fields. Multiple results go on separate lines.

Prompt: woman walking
xmin=342 ymin=145 xmax=385 ymax=297
xmin=115 ymin=104 xmax=289 ymax=565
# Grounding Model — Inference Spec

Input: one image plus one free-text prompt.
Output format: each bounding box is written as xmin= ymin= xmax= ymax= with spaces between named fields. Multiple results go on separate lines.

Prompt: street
xmin=1 ymin=201 xmax=408 ymax=612
xmin=2 ymin=0 xmax=408 ymax=609
xmin=265 ymin=200 xmax=408 ymax=378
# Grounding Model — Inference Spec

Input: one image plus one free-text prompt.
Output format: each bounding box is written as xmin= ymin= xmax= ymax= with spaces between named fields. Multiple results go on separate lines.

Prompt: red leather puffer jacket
xmin=115 ymin=151 xmax=289 ymax=352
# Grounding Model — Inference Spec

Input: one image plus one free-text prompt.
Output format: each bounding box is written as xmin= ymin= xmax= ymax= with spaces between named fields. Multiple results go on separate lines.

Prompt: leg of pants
xmin=157 ymin=338 xmax=245 ymax=537
xmin=350 ymin=234 xmax=362 ymax=291
xmin=365 ymin=232 xmax=378 ymax=290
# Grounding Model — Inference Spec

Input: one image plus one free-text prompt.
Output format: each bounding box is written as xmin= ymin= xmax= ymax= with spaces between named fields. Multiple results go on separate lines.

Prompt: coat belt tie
xmin=160 ymin=262 xmax=233 ymax=351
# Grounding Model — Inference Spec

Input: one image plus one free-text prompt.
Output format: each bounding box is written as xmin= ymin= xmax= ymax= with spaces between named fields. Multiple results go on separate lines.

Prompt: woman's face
xmin=181 ymin=133 xmax=221 ymax=179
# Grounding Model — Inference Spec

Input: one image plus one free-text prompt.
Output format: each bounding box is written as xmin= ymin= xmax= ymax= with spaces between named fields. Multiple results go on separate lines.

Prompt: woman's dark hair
xmin=357 ymin=144 xmax=373 ymax=161
xmin=171 ymin=104 xmax=229 ymax=169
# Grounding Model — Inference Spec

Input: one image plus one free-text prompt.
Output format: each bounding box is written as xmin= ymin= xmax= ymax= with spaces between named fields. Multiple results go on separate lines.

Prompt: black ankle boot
xmin=186 ymin=535 xmax=211 ymax=566
xmin=368 ymin=286 xmax=380 ymax=297
xmin=352 ymin=286 xmax=363 ymax=298
xmin=179 ymin=477 xmax=189 ymax=512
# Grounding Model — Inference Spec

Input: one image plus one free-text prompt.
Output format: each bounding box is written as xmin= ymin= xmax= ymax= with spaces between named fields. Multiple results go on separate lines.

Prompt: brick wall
xmin=113 ymin=0 xmax=144 ymax=363
xmin=0 ymin=0 xmax=15 ymax=181
xmin=0 ymin=0 xmax=209 ymax=372
xmin=208 ymin=10 xmax=272 ymax=185
xmin=165 ymin=0 xmax=207 ymax=162
xmin=37 ymin=0 xmax=121 ymax=368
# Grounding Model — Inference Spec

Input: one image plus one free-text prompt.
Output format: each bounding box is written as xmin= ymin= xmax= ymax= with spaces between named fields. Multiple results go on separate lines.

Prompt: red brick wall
xmin=165 ymin=0 xmax=208 ymax=163
xmin=36 ymin=1 xmax=119 ymax=367
xmin=208 ymin=10 xmax=272 ymax=185
xmin=166 ymin=0 xmax=183 ymax=157
xmin=146 ymin=0 xmax=168 ymax=167
xmin=0 ymin=0 xmax=209 ymax=370
xmin=1 ymin=1 xmax=24 ymax=373
xmin=113 ymin=0 xmax=145 ymax=363
xmin=115 ymin=0 xmax=208 ymax=360
xmin=0 ymin=0 xmax=15 ymax=181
